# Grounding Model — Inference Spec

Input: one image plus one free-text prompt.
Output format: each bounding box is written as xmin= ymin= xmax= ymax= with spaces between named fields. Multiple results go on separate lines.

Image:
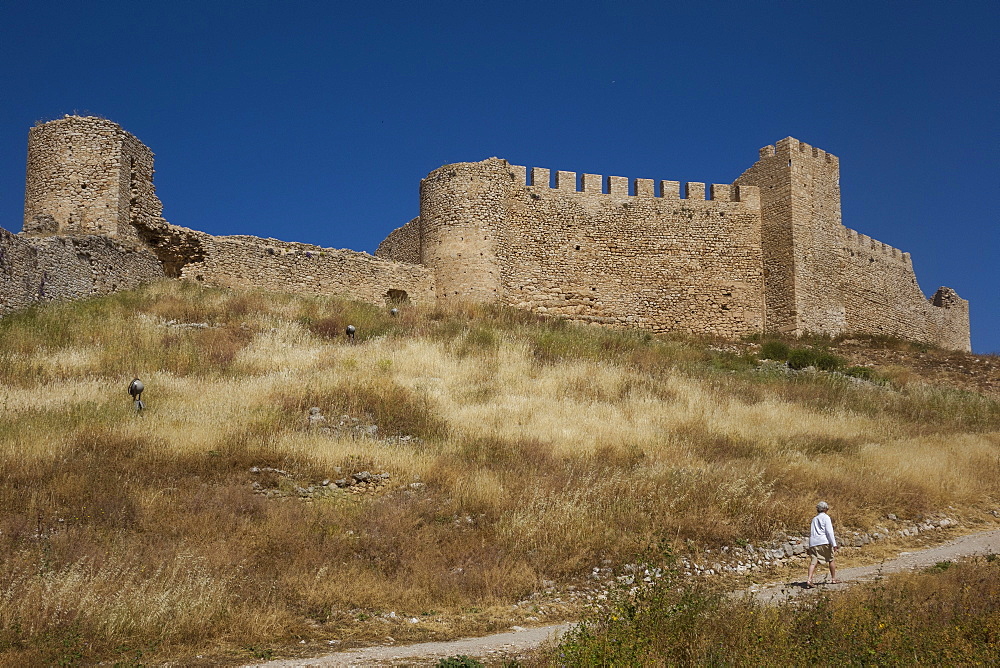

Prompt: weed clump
xmin=274 ymin=378 xmax=448 ymax=440
xmin=786 ymin=347 xmax=844 ymax=371
xmin=757 ymin=339 xmax=847 ymax=371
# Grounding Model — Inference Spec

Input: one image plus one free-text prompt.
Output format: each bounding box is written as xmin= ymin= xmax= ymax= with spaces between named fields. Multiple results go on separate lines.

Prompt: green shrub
xmin=786 ymin=347 xmax=844 ymax=371
xmin=437 ymin=656 xmax=484 ymax=667
xmin=708 ymin=351 xmax=758 ymax=372
xmin=842 ymin=365 xmax=883 ymax=382
xmin=759 ymin=340 xmax=790 ymax=361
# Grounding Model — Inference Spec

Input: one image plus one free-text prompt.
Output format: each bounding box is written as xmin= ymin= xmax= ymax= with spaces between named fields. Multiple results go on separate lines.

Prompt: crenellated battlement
xmin=843 ymin=227 xmax=912 ymax=265
xmin=758 ymin=137 xmax=838 ymax=165
xmin=508 ymin=163 xmax=759 ymax=205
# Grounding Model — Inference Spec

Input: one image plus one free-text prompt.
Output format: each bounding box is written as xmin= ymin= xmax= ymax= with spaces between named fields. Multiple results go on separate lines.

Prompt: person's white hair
xmin=816 ymin=501 xmax=829 ymax=512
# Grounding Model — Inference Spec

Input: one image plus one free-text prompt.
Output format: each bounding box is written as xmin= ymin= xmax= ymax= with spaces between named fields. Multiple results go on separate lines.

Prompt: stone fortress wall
xmin=376 ymin=217 xmax=421 ymax=266
xmin=380 ymin=140 xmax=970 ymax=351
xmin=1 ymin=115 xmax=971 ymax=351
xmin=177 ymin=234 xmax=435 ymax=306
xmin=0 ymin=225 xmax=163 ymax=315
xmin=410 ymin=158 xmax=765 ymax=338
xmin=2 ymin=116 xmax=432 ymax=315
xmin=731 ymin=137 xmax=969 ymax=350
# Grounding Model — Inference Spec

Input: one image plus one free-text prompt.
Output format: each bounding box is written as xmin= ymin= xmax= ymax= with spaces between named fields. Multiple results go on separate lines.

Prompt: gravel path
xmin=246 ymin=623 xmax=575 ymax=667
xmin=247 ymin=529 xmax=1000 ymax=667
xmin=749 ymin=528 xmax=1000 ymax=604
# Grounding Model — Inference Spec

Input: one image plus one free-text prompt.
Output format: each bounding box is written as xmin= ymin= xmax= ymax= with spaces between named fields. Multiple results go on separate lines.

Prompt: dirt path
xmin=749 ymin=528 xmax=1000 ymax=605
xmin=247 ymin=529 xmax=1000 ymax=667
xmin=246 ymin=623 xmax=575 ymax=667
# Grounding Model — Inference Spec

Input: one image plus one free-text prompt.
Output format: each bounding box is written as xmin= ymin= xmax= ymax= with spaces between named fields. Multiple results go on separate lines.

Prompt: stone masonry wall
xmin=407 ymin=158 xmax=765 ymax=337
xmin=10 ymin=116 xmax=972 ymax=351
xmin=736 ymin=137 xmax=970 ymax=351
xmin=0 ymin=227 xmax=43 ymax=313
xmin=23 ymin=116 xmax=160 ymax=244
xmin=500 ymin=165 xmax=764 ymax=337
xmin=179 ymin=235 xmax=436 ymax=306
xmin=375 ymin=217 xmax=421 ymax=265
xmin=840 ymin=229 xmax=970 ymax=350
xmin=0 ymin=225 xmax=164 ymax=315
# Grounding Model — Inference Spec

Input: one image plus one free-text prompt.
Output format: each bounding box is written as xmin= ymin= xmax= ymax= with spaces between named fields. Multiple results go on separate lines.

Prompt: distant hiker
xmin=806 ymin=501 xmax=838 ymax=587
xmin=129 ymin=376 xmax=145 ymax=412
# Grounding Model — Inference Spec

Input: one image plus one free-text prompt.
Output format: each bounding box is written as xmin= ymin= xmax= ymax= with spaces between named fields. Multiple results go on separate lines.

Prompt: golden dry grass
xmin=0 ymin=280 xmax=998 ymax=664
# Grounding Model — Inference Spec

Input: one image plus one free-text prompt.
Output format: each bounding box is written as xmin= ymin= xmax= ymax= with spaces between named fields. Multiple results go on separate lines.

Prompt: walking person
xmin=806 ymin=501 xmax=838 ymax=587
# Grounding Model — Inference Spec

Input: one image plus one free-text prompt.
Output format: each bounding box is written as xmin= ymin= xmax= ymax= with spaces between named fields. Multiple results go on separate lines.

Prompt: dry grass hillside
xmin=1 ymin=280 xmax=998 ymax=665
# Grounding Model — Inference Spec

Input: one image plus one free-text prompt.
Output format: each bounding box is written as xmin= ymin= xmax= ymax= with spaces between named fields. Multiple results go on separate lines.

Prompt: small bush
xmin=708 ymin=351 xmax=758 ymax=372
xmin=842 ymin=365 xmax=883 ymax=382
xmin=437 ymin=656 xmax=484 ymax=668
xmin=759 ymin=340 xmax=790 ymax=361
xmin=786 ymin=347 xmax=844 ymax=371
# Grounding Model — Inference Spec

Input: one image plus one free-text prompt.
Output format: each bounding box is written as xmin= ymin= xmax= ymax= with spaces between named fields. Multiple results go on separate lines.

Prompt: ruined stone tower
xmin=22 ymin=115 xmax=164 ymax=243
xmin=418 ymin=158 xmax=512 ymax=303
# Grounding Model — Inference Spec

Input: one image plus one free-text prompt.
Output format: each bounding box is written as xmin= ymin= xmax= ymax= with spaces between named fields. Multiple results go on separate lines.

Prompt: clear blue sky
xmin=2 ymin=1 xmax=997 ymax=352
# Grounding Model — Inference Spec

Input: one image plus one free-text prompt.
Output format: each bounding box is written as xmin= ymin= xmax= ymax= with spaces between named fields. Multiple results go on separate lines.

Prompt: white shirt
xmin=809 ymin=512 xmax=837 ymax=547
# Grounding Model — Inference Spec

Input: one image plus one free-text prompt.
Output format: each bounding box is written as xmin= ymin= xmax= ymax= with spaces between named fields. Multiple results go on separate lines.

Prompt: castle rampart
xmin=502 ymin=165 xmax=765 ymax=336
xmin=0 ymin=226 xmax=163 ymax=315
xmin=177 ymin=234 xmax=435 ymax=306
xmin=391 ymin=158 xmax=767 ymax=337
xmin=3 ymin=116 xmax=972 ymax=351
xmin=380 ymin=143 xmax=968 ymax=350
xmin=375 ymin=217 xmax=421 ymax=265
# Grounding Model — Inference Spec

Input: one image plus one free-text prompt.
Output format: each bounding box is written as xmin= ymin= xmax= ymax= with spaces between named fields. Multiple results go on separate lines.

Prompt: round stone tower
xmin=22 ymin=115 xmax=158 ymax=243
xmin=418 ymin=158 xmax=515 ymax=303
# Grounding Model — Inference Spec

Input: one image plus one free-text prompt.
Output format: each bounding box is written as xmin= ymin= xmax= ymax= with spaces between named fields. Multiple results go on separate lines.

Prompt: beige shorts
xmin=808 ymin=544 xmax=835 ymax=565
